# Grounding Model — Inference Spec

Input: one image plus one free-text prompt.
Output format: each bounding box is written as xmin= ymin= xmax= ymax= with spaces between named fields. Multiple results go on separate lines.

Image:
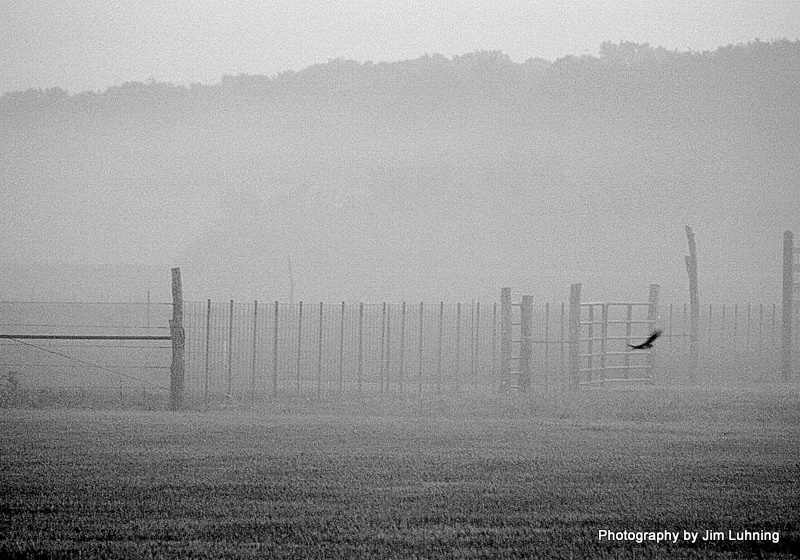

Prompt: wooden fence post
xmin=169 ymin=267 xmax=185 ymax=411
xmin=648 ymin=284 xmax=661 ymax=384
xmin=782 ymin=230 xmax=794 ymax=381
xmin=519 ymin=295 xmax=533 ymax=392
xmin=568 ymin=283 xmax=581 ymax=391
xmin=500 ymin=288 xmax=512 ymax=386
xmin=685 ymin=226 xmax=700 ymax=383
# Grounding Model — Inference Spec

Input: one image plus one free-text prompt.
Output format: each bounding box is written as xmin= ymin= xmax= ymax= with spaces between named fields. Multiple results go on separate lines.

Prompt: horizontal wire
xmin=0 ymin=342 xmax=171 ymax=349
xmin=0 ymin=301 xmax=172 ymax=306
xmin=0 ymin=323 xmax=169 ymax=329
xmin=5 ymin=338 xmax=169 ymax=390
xmin=0 ymin=334 xmax=171 ymax=340
xmin=21 ymin=385 xmax=163 ymax=390
xmin=0 ymin=363 xmax=169 ymax=369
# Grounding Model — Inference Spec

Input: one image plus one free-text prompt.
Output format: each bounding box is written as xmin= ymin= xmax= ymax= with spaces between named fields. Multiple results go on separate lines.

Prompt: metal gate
xmin=570 ymin=284 xmax=660 ymax=388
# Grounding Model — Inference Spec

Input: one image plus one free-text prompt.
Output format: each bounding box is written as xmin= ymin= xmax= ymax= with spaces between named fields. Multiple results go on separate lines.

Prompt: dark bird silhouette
xmin=628 ymin=329 xmax=662 ymax=350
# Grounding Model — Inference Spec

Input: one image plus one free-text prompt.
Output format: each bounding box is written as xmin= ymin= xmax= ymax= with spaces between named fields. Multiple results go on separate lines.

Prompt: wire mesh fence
xmin=0 ymin=297 xmax=797 ymax=407
xmin=182 ymin=298 xmax=798 ymax=402
xmin=183 ymin=301 xmax=503 ymax=404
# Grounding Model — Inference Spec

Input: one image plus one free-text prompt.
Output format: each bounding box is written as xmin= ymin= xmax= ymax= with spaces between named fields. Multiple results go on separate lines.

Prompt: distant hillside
xmin=1 ymin=41 xmax=799 ymax=303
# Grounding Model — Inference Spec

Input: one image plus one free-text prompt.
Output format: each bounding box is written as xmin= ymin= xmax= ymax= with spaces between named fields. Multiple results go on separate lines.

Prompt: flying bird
xmin=628 ymin=329 xmax=662 ymax=350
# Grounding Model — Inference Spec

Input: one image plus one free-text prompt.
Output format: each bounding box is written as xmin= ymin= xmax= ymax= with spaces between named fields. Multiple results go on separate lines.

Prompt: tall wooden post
xmin=685 ymin=226 xmax=700 ymax=383
xmin=647 ymin=284 xmax=661 ymax=384
xmin=782 ymin=230 xmax=794 ymax=381
xmin=500 ymin=288 xmax=512 ymax=386
xmin=169 ymin=267 xmax=185 ymax=410
xmin=568 ymin=283 xmax=581 ymax=391
xmin=519 ymin=295 xmax=533 ymax=392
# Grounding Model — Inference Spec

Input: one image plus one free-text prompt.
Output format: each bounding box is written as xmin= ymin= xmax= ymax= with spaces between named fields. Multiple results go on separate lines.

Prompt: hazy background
xmin=1 ymin=1 xmax=798 ymax=305
xmin=2 ymin=0 xmax=799 ymax=94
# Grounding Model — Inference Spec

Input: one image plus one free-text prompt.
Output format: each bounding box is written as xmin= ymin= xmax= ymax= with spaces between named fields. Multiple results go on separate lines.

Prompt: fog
xmin=2 ymin=12 xmax=799 ymax=557
xmin=1 ymin=43 xmax=798 ymax=305
xmin=4 ymin=0 xmax=800 ymax=94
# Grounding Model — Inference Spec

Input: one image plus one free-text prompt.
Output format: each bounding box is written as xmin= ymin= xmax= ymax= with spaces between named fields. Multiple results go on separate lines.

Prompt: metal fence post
xmin=204 ymin=298 xmax=211 ymax=409
xmin=251 ymin=300 xmax=258 ymax=402
xmin=227 ymin=299 xmax=234 ymax=397
xmin=568 ymin=283 xmax=582 ymax=391
xmin=782 ymin=230 xmax=794 ymax=381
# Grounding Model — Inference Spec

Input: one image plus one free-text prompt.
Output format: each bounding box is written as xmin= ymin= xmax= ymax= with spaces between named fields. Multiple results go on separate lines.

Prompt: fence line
xmin=178 ymin=299 xmax=798 ymax=402
xmin=0 ymin=298 xmax=797 ymax=403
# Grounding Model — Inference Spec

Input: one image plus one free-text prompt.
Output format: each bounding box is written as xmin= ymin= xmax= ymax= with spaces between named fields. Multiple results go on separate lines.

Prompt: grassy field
xmin=1 ymin=387 xmax=799 ymax=559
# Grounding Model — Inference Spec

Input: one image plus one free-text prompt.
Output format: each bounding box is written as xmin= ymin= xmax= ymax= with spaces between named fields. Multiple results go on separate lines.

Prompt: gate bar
xmin=0 ymin=334 xmax=171 ymax=340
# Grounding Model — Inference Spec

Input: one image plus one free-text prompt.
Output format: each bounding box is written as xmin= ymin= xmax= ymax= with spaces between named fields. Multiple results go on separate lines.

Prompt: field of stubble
xmin=1 ymin=387 xmax=799 ymax=559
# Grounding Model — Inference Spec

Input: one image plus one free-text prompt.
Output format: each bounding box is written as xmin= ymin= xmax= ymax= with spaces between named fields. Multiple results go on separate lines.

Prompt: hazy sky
xmin=1 ymin=0 xmax=798 ymax=94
